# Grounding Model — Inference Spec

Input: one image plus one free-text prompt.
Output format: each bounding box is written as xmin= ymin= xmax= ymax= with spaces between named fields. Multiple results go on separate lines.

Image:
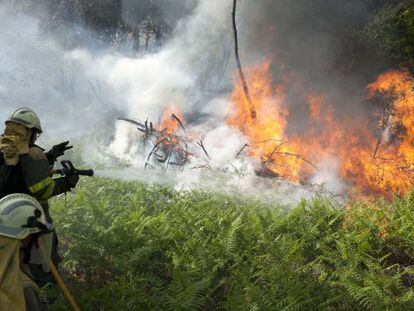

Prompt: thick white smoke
xmin=0 ymin=4 xmax=119 ymax=140
xmin=0 ymin=1 xmax=326 ymax=203
xmin=67 ymin=1 xmax=238 ymax=162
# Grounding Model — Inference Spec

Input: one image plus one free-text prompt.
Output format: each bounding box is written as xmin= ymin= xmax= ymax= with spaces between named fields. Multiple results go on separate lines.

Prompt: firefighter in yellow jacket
xmin=0 ymin=193 xmax=53 ymax=311
xmin=0 ymin=108 xmax=79 ymax=285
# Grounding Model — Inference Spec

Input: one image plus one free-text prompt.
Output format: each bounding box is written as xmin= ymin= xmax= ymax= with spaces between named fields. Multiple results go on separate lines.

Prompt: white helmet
xmin=6 ymin=108 xmax=43 ymax=134
xmin=0 ymin=194 xmax=53 ymax=240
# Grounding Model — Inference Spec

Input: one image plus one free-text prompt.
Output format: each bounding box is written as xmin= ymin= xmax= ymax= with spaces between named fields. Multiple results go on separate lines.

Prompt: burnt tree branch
xmin=197 ymin=140 xmax=211 ymax=160
xmin=235 ymin=143 xmax=249 ymax=158
xmin=172 ymin=113 xmax=186 ymax=131
xmin=232 ymin=0 xmax=257 ymax=120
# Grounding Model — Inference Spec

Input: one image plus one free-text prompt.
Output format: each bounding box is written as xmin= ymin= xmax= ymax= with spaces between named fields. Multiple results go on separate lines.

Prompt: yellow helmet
xmin=0 ymin=194 xmax=52 ymax=240
xmin=6 ymin=108 xmax=43 ymax=134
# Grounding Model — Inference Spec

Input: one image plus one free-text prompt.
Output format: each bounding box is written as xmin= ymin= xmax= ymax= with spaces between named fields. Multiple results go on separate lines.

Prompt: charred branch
xmin=232 ymin=0 xmax=256 ymax=120
xmin=172 ymin=113 xmax=186 ymax=131
xmin=252 ymin=139 xmax=283 ymax=145
xmin=119 ymin=116 xmax=320 ymax=179
xmin=264 ymin=143 xmax=284 ymax=164
xmin=145 ymin=143 xmax=160 ymax=170
xmin=197 ymin=140 xmax=211 ymax=160
xmin=274 ymin=151 xmax=320 ymax=172
xmin=373 ymin=96 xmax=393 ymax=159
xmin=118 ymin=117 xmax=153 ymax=135
xmin=235 ymin=143 xmax=249 ymax=158
xmin=119 ymin=115 xmax=190 ymax=171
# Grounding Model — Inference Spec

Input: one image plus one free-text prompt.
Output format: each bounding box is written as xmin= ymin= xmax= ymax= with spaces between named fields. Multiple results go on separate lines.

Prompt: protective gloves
xmin=54 ymin=174 xmax=79 ymax=194
xmin=0 ymin=123 xmax=31 ymax=165
xmin=65 ymin=174 xmax=79 ymax=189
xmin=52 ymin=174 xmax=80 ymax=196
xmin=0 ymin=136 xmax=20 ymax=165
xmin=46 ymin=141 xmax=73 ymax=166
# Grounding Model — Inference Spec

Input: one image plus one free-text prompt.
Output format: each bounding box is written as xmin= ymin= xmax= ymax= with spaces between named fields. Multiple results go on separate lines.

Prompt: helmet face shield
xmin=0 ymin=224 xmax=34 ymax=240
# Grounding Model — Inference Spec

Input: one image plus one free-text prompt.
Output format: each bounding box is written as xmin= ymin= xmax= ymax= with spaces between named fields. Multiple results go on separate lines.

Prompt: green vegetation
xmin=365 ymin=1 xmax=414 ymax=69
xmin=49 ymin=178 xmax=414 ymax=310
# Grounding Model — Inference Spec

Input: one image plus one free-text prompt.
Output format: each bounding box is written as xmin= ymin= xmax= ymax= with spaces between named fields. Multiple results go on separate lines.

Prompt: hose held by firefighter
xmin=0 ymin=108 xmax=91 ymax=310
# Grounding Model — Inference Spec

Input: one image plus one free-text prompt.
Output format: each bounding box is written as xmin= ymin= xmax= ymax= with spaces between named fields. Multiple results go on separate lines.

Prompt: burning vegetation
xmin=105 ymin=0 xmax=414 ymax=201
xmin=228 ymin=62 xmax=414 ymax=198
xmin=114 ymin=52 xmax=414 ymax=199
xmin=118 ymin=61 xmax=414 ymax=199
xmin=118 ymin=107 xmax=190 ymax=170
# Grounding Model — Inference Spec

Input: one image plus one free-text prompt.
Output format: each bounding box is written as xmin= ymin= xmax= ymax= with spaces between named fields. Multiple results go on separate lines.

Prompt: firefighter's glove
xmin=46 ymin=141 xmax=73 ymax=165
xmin=2 ymin=122 xmax=31 ymax=162
xmin=0 ymin=136 xmax=19 ymax=165
xmin=65 ymin=174 xmax=79 ymax=189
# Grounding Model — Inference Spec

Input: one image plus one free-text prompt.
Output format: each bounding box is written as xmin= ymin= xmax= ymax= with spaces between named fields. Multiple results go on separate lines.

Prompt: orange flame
xmin=158 ymin=106 xmax=184 ymax=136
xmin=228 ymin=62 xmax=414 ymax=197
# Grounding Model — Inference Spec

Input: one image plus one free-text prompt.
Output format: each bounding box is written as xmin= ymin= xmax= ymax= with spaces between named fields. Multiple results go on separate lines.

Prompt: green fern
xmin=50 ymin=178 xmax=414 ymax=310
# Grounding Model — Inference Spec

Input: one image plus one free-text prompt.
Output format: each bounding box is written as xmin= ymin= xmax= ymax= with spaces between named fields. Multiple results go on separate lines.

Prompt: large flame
xmin=228 ymin=62 xmax=414 ymax=197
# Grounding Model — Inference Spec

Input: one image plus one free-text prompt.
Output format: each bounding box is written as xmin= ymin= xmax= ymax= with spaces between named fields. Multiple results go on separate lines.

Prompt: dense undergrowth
xmin=50 ymin=178 xmax=414 ymax=310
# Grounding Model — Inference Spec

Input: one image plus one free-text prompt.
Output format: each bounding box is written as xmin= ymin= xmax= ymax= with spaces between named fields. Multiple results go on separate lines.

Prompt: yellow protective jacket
xmin=0 ymin=236 xmax=45 ymax=311
xmin=0 ymin=122 xmax=70 ymax=210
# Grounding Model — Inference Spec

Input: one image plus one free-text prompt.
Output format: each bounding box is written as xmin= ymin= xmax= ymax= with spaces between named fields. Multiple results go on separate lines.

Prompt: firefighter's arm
xmin=19 ymin=147 xmax=76 ymax=203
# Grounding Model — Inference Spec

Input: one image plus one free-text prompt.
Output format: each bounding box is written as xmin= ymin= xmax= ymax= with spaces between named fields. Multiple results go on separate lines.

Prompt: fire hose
xmin=53 ymin=160 xmax=94 ymax=177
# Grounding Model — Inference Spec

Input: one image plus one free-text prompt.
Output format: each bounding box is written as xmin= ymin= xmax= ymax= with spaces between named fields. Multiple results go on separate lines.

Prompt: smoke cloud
xmin=65 ymin=0 xmax=237 ymax=164
xmin=0 ymin=3 xmax=119 ymax=140
xmin=238 ymin=0 xmax=387 ymax=125
xmin=0 ymin=0 xmax=384 ymax=200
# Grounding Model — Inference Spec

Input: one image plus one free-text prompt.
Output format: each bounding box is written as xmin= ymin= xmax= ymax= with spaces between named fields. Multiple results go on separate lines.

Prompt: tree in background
xmin=38 ymin=0 xmax=196 ymax=54
xmin=365 ymin=0 xmax=414 ymax=71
